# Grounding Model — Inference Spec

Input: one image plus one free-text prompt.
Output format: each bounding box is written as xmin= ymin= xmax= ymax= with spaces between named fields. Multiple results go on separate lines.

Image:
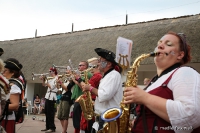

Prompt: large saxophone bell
xmin=99 ymin=107 xmax=122 ymax=133
xmin=101 ymin=107 xmax=122 ymax=122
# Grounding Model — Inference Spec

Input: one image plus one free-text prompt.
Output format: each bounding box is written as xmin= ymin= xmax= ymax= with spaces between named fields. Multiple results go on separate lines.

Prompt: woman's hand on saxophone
xmin=123 ymin=86 xmax=149 ymax=104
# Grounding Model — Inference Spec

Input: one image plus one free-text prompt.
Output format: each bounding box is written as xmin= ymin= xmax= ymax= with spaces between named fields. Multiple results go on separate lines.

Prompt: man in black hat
xmin=82 ymin=48 xmax=123 ymax=132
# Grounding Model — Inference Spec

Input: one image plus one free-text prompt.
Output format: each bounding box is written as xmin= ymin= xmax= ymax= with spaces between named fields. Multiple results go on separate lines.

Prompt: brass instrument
xmin=57 ymin=74 xmax=72 ymax=83
xmin=76 ymin=67 xmax=94 ymax=120
xmin=99 ymin=52 xmax=158 ymax=133
xmin=32 ymin=72 xmax=55 ymax=84
xmin=52 ymin=64 xmax=71 ymax=73
xmin=68 ymin=59 xmax=80 ymax=75
xmin=32 ymin=72 xmax=49 ymax=81
xmin=52 ymin=64 xmax=70 ymax=69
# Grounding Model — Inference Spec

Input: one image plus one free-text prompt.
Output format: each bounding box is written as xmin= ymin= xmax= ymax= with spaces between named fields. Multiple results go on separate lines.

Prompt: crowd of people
xmin=0 ymin=58 xmax=25 ymax=133
xmin=0 ymin=31 xmax=200 ymax=133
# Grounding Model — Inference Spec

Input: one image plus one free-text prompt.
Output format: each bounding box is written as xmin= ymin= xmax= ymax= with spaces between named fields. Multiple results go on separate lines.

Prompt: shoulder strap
xmin=9 ymin=78 xmax=24 ymax=100
xmin=9 ymin=78 xmax=24 ymax=91
xmin=161 ymin=68 xmax=180 ymax=87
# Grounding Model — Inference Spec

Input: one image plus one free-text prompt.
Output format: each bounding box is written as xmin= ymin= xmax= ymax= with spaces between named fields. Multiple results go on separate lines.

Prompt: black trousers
xmin=45 ymin=99 xmax=56 ymax=130
xmin=72 ymin=102 xmax=82 ymax=129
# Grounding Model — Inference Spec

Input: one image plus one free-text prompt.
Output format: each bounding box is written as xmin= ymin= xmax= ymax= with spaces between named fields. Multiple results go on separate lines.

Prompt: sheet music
xmin=116 ymin=37 xmax=133 ymax=67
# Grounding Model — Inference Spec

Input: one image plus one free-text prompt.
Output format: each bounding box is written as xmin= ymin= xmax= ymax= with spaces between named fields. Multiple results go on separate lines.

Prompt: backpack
xmin=9 ymin=78 xmax=25 ymax=124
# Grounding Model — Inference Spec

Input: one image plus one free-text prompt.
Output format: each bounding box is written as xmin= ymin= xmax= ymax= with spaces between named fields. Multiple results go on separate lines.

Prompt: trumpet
xmin=52 ymin=64 xmax=71 ymax=70
xmin=68 ymin=59 xmax=79 ymax=74
xmin=57 ymin=74 xmax=73 ymax=83
xmin=32 ymin=72 xmax=54 ymax=85
xmin=32 ymin=72 xmax=49 ymax=80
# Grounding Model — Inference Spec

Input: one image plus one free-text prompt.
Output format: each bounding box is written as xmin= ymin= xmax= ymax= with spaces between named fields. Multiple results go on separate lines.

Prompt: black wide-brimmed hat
xmin=4 ymin=58 xmax=23 ymax=71
xmin=94 ymin=48 xmax=117 ymax=65
xmin=0 ymin=48 xmax=4 ymax=56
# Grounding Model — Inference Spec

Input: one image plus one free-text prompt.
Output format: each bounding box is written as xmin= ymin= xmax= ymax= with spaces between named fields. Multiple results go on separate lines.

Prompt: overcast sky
xmin=0 ymin=0 xmax=200 ymax=41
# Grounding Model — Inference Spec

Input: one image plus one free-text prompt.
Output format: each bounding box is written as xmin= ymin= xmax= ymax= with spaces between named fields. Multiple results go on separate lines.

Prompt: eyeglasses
xmin=89 ymin=64 xmax=98 ymax=68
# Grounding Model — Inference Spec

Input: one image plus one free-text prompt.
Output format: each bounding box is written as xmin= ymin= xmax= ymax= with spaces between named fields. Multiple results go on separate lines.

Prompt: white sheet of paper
xmin=80 ymin=130 xmax=85 ymax=133
xmin=116 ymin=37 xmax=133 ymax=67
xmin=92 ymin=121 xmax=99 ymax=131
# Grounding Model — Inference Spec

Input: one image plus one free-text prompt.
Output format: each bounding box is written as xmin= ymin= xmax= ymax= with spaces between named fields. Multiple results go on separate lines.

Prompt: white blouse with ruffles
xmin=146 ymin=67 xmax=200 ymax=133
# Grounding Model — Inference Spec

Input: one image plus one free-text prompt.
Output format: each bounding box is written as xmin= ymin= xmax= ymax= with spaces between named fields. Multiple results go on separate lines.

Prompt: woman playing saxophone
xmin=124 ymin=31 xmax=200 ymax=133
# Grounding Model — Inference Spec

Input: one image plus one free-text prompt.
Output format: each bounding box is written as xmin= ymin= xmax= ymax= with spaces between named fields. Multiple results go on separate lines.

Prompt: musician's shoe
xmin=41 ymin=129 xmax=48 ymax=131
xmin=45 ymin=129 xmax=55 ymax=132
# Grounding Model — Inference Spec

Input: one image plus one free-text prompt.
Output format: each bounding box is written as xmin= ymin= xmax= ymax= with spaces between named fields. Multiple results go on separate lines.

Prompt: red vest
xmin=132 ymin=69 xmax=200 ymax=133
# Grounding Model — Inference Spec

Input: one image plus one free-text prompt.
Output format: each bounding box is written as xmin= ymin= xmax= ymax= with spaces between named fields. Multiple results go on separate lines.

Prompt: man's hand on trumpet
xmin=56 ymin=78 xmax=62 ymax=85
xmin=39 ymin=75 xmax=45 ymax=80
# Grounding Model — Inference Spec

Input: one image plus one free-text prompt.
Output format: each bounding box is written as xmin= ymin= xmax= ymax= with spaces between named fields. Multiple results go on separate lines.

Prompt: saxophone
xmin=76 ymin=68 xmax=94 ymax=120
xmin=99 ymin=52 xmax=158 ymax=133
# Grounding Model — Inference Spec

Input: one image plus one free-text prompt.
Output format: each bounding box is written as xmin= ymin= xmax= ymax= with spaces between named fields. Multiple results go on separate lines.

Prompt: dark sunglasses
xmin=89 ymin=65 xmax=98 ymax=68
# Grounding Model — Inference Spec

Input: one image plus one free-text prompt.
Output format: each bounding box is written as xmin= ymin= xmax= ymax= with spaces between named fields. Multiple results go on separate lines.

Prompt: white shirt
xmin=6 ymin=84 xmax=21 ymax=120
xmin=146 ymin=67 xmax=200 ymax=133
xmin=94 ymin=70 xmax=123 ymax=114
xmin=45 ymin=77 xmax=58 ymax=101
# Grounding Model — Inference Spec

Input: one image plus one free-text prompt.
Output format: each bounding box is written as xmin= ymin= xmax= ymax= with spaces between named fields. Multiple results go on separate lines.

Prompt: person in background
xmin=124 ymin=31 xmax=200 ymax=133
xmin=56 ymin=73 xmax=74 ymax=133
xmin=0 ymin=58 xmax=9 ymax=133
xmin=0 ymin=48 xmax=4 ymax=56
xmin=55 ymin=90 xmax=62 ymax=117
xmin=0 ymin=58 xmax=9 ymax=118
xmin=33 ymin=95 xmax=41 ymax=114
xmin=79 ymin=57 xmax=102 ymax=133
xmin=40 ymin=67 xmax=58 ymax=133
xmin=1 ymin=58 xmax=23 ymax=133
xmin=71 ymin=61 xmax=92 ymax=133
xmin=82 ymin=48 xmax=123 ymax=132
xmin=39 ymin=95 xmax=46 ymax=114
xmin=22 ymin=98 xmax=28 ymax=115
xmin=143 ymin=78 xmax=150 ymax=86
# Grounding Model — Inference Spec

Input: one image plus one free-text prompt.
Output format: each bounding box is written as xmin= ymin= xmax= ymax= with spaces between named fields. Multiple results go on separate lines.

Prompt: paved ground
xmin=16 ymin=114 xmax=74 ymax=133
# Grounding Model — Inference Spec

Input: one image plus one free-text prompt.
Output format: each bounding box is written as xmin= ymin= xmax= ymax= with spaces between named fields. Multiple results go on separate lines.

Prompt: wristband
xmin=90 ymin=87 xmax=94 ymax=92
xmin=77 ymin=78 xmax=83 ymax=83
xmin=75 ymin=77 xmax=80 ymax=81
